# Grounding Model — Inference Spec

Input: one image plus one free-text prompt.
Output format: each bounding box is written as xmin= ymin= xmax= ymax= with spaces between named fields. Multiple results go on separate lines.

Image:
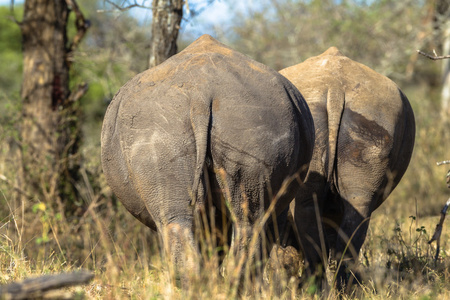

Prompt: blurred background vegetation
xmin=0 ymin=0 xmax=449 ymax=298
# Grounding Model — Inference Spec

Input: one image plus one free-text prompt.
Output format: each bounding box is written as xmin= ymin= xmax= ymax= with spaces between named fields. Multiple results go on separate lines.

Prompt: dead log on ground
xmin=0 ymin=270 xmax=94 ymax=300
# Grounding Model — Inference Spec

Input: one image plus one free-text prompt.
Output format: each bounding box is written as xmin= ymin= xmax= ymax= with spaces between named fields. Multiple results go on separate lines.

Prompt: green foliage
xmin=0 ymin=6 xmax=23 ymax=101
xmin=69 ymin=3 xmax=150 ymax=156
xmin=215 ymin=0 xmax=431 ymax=82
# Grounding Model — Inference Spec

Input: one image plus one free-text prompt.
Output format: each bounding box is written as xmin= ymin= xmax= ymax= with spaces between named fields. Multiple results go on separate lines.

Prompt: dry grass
xmin=1 ymin=82 xmax=450 ymax=299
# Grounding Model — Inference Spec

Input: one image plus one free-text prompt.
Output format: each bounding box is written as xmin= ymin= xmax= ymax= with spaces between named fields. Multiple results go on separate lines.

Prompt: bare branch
xmin=68 ymin=82 xmax=89 ymax=103
xmin=437 ymin=160 xmax=450 ymax=166
xmin=66 ymin=0 xmax=90 ymax=55
xmin=101 ymin=0 xmax=152 ymax=12
xmin=417 ymin=50 xmax=450 ymax=60
xmin=185 ymin=0 xmax=190 ymax=15
xmin=429 ymin=197 xmax=450 ymax=262
xmin=0 ymin=174 xmax=33 ymax=199
xmin=7 ymin=0 xmax=22 ymax=25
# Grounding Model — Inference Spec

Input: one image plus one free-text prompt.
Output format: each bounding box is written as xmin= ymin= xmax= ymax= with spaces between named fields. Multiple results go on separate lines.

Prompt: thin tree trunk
xmin=149 ymin=0 xmax=184 ymax=68
xmin=434 ymin=0 xmax=450 ymax=118
xmin=441 ymin=22 xmax=450 ymax=117
xmin=19 ymin=0 xmax=88 ymax=214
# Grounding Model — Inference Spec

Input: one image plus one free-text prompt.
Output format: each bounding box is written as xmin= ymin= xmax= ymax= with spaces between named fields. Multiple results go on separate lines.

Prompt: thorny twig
xmin=417 ymin=50 xmax=450 ymax=60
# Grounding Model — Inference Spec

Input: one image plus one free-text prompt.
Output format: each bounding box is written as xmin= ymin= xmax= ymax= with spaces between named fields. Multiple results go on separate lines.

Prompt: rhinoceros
xmin=279 ymin=47 xmax=415 ymax=289
xmin=101 ymin=34 xmax=314 ymax=283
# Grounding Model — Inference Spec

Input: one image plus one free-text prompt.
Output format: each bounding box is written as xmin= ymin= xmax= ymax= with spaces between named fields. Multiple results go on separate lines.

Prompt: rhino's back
xmin=103 ymin=34 xmax=312 ymax=168
xmin=101 ymin=35 xmax=314 ymax=223
xmin=280 ymin=47 xmax=408 ymax=133
xmin=280 ymin=47 xmax=415 ymax=146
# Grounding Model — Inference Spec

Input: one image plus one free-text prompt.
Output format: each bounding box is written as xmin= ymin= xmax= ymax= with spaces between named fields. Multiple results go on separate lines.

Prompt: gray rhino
xmin=279 ymin=47 xmax=415 ymax=289
xmin=101 ymin=35 xmax=314 ymax=284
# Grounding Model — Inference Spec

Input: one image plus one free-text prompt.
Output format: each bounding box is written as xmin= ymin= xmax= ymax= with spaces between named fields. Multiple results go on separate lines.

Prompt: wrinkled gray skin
xmin=101 ymin=35 xmax=314 ymax=284
xmin=280 ymin=47 xmax=415 ymax=290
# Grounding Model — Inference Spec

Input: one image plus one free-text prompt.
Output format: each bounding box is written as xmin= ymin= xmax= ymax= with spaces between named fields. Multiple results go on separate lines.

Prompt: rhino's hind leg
xmin=151 ymin=195 xmax=200 ymax=286
xmin=161 ymin=220 xmax=199 ymax=286
xmin=222 ymin=222 xmax=260 ymax=280
xmin=291 ymin=189 xmax=329 ymax=289
xmin=127 ymin=137 xmax=201 ymax=286
xmin=214 ymin=173 xmax=266 ymax=291
xmin=332 ymin=197 xmax=371 ymax=291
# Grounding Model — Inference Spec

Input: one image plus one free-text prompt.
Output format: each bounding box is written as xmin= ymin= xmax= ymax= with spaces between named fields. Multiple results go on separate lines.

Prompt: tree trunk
xmin=19 ymin=0 xmax=87 ymax=214
xmin=441 ymin=22 xmax=450 ymax=117
xmin=149 ymin=0 xmax=184 ymax=68
xmin=434 ymin=0 xmax=450 ymax=118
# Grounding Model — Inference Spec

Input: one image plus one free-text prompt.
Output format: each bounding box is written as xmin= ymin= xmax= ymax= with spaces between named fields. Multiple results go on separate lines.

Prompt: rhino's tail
xmin=326 ymin=88 xmax=345 ymax=187
xmin=189 ymin=97 xmax=212 ymax=208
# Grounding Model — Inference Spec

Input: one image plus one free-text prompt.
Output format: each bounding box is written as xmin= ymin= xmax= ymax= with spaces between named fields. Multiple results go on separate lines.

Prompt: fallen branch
xmin=0 ymin=270 xmax=94 ymax=300
xmin=417 ymin=50 xmax=450 ymax=60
